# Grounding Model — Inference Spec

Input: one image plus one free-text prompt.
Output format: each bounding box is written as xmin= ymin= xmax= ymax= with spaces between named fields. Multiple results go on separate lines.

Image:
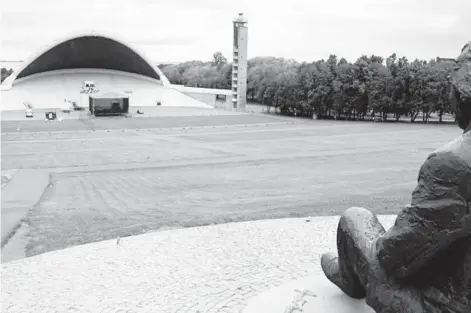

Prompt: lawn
xmin=1 ymin=115 xmax=460 ymax=257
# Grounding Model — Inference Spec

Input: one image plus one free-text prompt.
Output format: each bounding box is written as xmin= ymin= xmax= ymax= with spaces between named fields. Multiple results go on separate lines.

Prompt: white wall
xmin=160 ymin=89 xmax=213 ymax=109
xmin=182 ymin=92 xmax=216 ymax=106
xmin=1 ymin=69 xmax=167 ymax=111
xmin=178 ymin=91 xmax=233 ymax=110
xmin=216 ymin=96 xmax=233 ymax=110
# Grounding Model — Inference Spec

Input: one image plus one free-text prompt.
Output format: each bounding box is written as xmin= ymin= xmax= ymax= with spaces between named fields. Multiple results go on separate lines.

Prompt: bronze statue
xmin=321 ymin=43 xmax=471 ymax=313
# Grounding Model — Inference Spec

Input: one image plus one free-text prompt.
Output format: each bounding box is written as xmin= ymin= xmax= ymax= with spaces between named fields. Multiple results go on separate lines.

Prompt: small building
xmin=89 ymin=92 xmax=130 ymax=116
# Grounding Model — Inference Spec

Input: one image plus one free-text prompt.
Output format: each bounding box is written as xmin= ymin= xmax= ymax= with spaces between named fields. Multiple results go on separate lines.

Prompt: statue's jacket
xmin=376 ymin=127 xmax=471 ymax=312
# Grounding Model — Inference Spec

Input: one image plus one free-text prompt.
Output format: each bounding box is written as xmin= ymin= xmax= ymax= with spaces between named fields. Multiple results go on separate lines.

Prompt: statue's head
xmin=451 ymin=42 xmax=471 ymax=130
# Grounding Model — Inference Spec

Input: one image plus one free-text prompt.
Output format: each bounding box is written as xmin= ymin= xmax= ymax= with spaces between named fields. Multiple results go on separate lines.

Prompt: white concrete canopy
xmin=0 ymin=32 xmax=228 ymax=110
xmin=9 ymin=31 xmax=170 ymax=87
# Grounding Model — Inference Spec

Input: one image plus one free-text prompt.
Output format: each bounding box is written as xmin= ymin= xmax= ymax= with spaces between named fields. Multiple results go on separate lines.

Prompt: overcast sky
xmin=1 ymin=0 xmax=470 ymax=65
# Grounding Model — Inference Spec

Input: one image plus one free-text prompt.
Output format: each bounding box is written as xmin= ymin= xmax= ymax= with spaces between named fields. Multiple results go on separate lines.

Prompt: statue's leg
xmin=321 ymin=207 xmax=385 ymax=299
xmin=365 ymin=277 xmax=425 ymax=313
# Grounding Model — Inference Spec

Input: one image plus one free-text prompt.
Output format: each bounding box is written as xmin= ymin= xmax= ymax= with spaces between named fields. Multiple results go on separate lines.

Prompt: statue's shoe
xmin=321 ymin=252 xmax=366 ymax=299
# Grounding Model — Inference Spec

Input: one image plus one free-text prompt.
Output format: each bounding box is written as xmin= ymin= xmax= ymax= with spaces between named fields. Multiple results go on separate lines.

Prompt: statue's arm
xmin=376 ymin=151 xmax=471 ymax=279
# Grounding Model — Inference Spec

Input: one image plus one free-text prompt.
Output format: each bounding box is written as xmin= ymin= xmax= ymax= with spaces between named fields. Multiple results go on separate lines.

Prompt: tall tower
xmin=232 ymin=13 xmax=248 ymax=111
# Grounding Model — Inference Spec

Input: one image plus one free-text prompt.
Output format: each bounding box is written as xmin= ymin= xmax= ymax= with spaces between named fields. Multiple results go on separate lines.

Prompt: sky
xmin=1 ymin=0 xmax=470 ymax=66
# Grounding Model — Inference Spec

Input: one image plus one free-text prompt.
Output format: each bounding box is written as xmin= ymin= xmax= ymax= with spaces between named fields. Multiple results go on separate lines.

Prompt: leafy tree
xmin=364 ymin=60 xmax=393 ymax=121
xmin=1 ymin=68 xmax=13 ymax=83
xmin=431 ymin=60 xmax=454 ymax=122
xmin=407 ymin=59 xmax=426 ymax=122
xmin=212 ymin=52 xmax=227 ymax=68
xmin=309 ymin=61 xmax=335 ymax=118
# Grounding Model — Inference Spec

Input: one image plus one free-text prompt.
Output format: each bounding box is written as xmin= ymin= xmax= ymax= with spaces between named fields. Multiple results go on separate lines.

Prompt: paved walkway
xmin=1 ymin=215 xmax=396 ymax=313
xmin=0 ymin=106 xmax=242 ymax=121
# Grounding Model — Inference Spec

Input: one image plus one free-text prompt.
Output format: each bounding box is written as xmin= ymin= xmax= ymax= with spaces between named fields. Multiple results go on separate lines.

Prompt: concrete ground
xmin=1 ymin=110 xmax=460 ymax=261
xmin=0 ymin=106 xmax=241 ymax=122
xmin=1 ymin=215 xmax=396 ymax=313
xmin=243 ymin=274 xmax=376 ymax=313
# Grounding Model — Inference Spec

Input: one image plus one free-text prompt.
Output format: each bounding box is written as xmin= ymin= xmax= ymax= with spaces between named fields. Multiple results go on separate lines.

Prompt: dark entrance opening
xmin=89 ymin=92 xmax=130 ymax=116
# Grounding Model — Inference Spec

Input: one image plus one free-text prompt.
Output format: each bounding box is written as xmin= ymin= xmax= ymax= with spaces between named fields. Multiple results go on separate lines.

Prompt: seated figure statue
xmin=321 ymin=43 xmax=471 ymax=313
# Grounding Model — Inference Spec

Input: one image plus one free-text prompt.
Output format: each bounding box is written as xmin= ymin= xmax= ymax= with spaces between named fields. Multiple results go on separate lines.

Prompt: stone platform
xmin=1 ymin=215 xmax=395 ymax=313
xmin=242 ymin=275 xmax=374 ymax=313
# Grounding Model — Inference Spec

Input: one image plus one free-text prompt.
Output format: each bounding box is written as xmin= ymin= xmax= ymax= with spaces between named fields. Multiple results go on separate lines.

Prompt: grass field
xmin=1 ymin=113 xmax=461 ymax=257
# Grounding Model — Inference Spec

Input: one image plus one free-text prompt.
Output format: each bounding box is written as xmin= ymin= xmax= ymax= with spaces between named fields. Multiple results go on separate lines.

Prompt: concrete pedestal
xmin=243 ymin=274 xmax=375 ymax=313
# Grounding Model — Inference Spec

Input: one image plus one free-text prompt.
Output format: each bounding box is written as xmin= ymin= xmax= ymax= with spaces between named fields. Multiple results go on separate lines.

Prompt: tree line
xmin=158 ymin=52 xmax=233 ymax=90
xmin=1 ymin=51 xmax=456 ymax=123
xmin=159 ymin=52 xmax=456 ymax=123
